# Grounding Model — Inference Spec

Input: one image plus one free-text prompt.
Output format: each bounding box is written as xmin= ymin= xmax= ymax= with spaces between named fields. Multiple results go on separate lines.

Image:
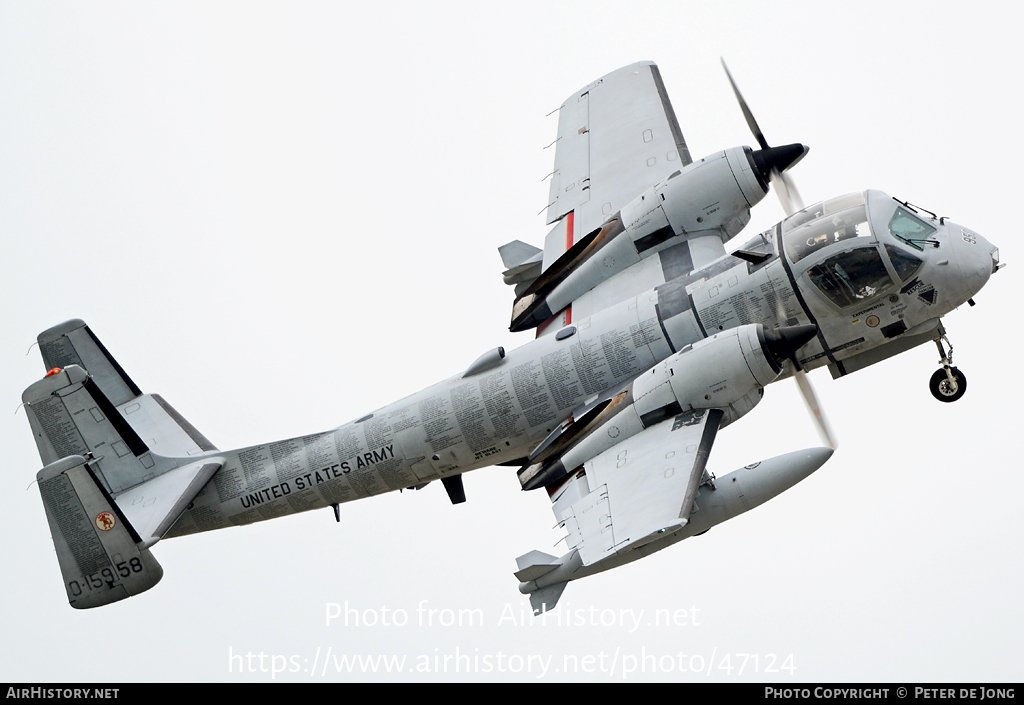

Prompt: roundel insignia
xmin=95 ymin=511 xmax=116 ymax=531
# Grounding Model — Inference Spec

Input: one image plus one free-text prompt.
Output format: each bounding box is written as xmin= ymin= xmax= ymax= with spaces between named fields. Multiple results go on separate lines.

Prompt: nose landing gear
xmin=930 ymin=334 xmax=967 ymax=402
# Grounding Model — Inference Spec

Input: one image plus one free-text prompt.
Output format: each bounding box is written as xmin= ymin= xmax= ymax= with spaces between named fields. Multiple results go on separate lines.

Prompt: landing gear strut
xmin=930 ymin=334 xmax=967 ymax=403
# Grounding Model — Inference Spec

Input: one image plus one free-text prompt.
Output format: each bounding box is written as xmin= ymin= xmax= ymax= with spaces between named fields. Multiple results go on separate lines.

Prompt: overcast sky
xmin=1 ymin=1 xmax=1020 ymax=683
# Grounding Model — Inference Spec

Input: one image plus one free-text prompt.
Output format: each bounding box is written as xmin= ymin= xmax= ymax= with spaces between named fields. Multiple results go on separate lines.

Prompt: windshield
xmin=888 ymin=207 xmax=937 ymax=251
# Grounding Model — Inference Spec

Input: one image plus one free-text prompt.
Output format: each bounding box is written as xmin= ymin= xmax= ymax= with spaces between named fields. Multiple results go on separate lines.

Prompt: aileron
xmin=546 ymin=62 xmax=693 ymax=240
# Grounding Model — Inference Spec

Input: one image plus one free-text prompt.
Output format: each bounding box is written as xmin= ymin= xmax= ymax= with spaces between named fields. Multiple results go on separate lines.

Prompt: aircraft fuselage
xmin=164 ymin=189 xmax=996 ymax=537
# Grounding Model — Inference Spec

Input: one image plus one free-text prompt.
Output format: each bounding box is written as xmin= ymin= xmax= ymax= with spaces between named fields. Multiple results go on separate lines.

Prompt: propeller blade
xmin=721 ymin=58 xmax=769 ymax=150
xmin=793 ymin=368 xmax=838 ymax=449
xmin=770 ymin=170 xmax=795 ymax=217
xmin=767 ymin=294 xmax=837 ymax=450
xmin=770 ymin=168 xmax=805 ymax=217
xmin=722 ymin=59 xmax=809 ymax=218
xmin=780 ymin=170 xmax=805 ymax=212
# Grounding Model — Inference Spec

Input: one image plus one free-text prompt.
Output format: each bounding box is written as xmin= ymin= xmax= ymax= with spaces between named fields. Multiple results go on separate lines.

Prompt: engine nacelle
xmin=622 ymin=146 xmax=766 ymax=248
xmin=510 ymin=144 xmax=807 ymax=332
xmin=518 ymin=323 xmax=817 ymax=490
xmin=632 ymin=324 xmax=780 ymax=420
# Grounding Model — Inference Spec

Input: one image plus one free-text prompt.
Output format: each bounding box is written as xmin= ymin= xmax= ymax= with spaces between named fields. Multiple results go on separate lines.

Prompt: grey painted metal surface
xmin=545 ymin=62 xmax=692 ymax=242
xmin=20 ymin=62 xmax=1000 ymax=609
xmin=37 ymin=455 xmax=164 ymax=609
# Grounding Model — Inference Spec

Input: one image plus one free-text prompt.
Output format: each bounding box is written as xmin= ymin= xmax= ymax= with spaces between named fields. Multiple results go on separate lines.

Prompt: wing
xmin=545 ymin=61 xmax=692 ymax=248
xmin=513 ymin=406 xmax=722 ymax=614
xmin=554 ymin=408 xmax=721 ymax=566
xmin=501 ymin=62 xmax=699 ymax=333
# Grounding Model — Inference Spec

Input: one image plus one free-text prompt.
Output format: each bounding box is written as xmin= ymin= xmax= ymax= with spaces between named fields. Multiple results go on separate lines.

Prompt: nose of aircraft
xmin=948 ymin=224 xmax=998 ymax=300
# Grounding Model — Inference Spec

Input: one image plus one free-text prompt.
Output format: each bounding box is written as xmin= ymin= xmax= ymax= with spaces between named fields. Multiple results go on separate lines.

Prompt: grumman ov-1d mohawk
xmin=24 ymin=61 xmax=1001 ymax=610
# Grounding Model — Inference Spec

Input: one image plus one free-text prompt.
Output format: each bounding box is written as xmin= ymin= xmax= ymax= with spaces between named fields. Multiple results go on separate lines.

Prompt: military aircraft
xmin=22 ymin=61 xmax=1000 ymax=611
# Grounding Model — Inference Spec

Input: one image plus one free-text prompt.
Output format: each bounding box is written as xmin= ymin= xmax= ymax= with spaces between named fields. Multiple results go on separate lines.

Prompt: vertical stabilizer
xmin=33 ymin=320 xmax=216 ymax=458
xmin=37 ymin=456 xmax=163 ymax=608
xmin=529 ymin=582 xmax=568 ymax=615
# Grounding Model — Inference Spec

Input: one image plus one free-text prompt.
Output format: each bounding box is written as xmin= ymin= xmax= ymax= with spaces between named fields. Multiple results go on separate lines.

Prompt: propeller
xmin=719 ymin=59 xmax=833 ymax=447
xmin=721 ymin=58 xmax=808 ymax=217
xmin=793 ymin=365 xmax=838 ymax=449
xmin=778 ymin=324 xmax=838 ymax=449
xmin=761 ymin=323 xmax=837 ymax=449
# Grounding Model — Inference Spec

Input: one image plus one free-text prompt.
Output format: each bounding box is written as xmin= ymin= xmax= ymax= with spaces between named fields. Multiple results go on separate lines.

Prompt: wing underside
xmin=554 ymin=408 xmax=722 ymax=566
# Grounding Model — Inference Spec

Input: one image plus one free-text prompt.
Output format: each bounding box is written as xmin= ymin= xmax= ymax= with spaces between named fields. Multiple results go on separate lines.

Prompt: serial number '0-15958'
xmin=68 ymin=558 xmax=144 ymax=596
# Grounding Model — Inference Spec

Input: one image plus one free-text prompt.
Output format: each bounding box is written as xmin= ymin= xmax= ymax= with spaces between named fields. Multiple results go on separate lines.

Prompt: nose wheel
xmin=930 ymin=335 xmax=967 ymax=402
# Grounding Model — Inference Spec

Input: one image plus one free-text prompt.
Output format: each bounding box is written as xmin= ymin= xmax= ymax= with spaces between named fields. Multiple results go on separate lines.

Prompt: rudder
xmin=37 ymin=455 xmax=163 ymax=608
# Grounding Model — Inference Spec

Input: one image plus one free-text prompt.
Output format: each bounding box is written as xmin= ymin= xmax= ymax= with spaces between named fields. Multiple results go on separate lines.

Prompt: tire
xmin=930 ymin=367 xmax=967 ymax=402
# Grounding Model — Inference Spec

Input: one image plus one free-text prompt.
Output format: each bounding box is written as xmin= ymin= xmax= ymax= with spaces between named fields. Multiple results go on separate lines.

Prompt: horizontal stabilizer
xmin=116 ymin=460 xmax=222 ymax=548
xmin=529 ymin=581 xmax=567 ymax=615
xmin=23 ymin=365 xmax=163 ymax=492
xmin=514 ymin=550 xmax=560 ymax=582
xmin=37 ymin=456 xmax=163 ymax=609
xmin=23 ymin=360 xmax=222 ymax=549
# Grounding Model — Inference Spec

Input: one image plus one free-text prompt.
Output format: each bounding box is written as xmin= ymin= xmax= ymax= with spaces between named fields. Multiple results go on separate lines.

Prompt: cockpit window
xmin=782 ymin=192 xmax=864 ymax=232
xmin=783 ymin=204 xmax=872 ymax=263
xmin=806 ymin=246 xmax=893 ymax=309
xmin=884 ymin=244 xmax=923 ymax=282
xmin=888 ymin=207 xmax=937 ymax=251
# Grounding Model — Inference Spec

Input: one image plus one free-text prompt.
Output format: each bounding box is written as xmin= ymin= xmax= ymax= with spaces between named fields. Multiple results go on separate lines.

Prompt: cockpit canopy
xmin=782 ymin=192 xmax=872 ymax=264
xmin=780 ymin=190 xmax=932 ymax=310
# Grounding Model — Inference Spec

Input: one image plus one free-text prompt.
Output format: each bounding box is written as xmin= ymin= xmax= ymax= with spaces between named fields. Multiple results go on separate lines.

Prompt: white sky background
xmin=1 ymin=1 xmax=1020 ymax=683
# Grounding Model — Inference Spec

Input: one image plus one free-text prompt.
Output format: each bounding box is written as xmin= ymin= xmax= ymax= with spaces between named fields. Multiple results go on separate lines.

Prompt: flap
xmin=545 ymin=62 xmax=692 ymax=245
xmin=563 ymin=409 xmax=722 ymax=566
